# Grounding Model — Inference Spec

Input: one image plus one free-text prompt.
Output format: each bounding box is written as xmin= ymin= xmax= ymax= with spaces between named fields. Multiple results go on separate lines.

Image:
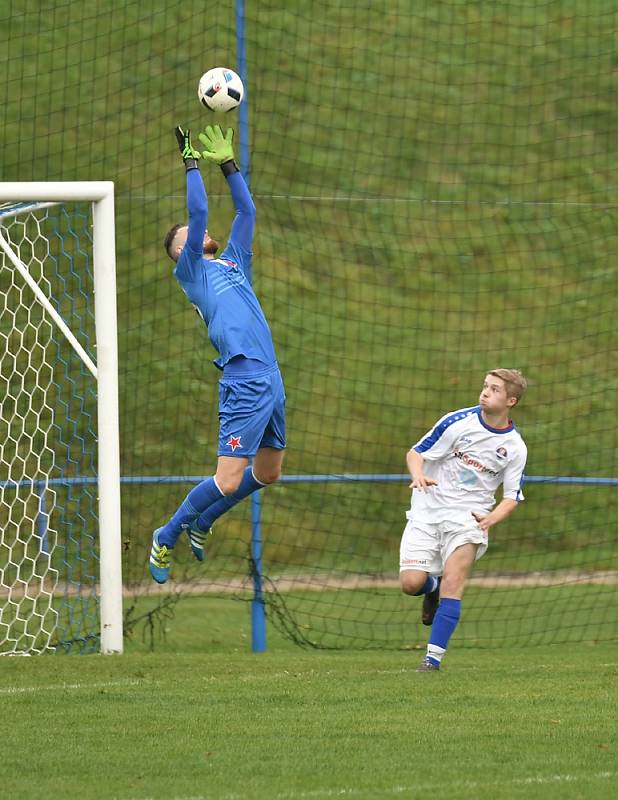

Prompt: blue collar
xmin=476 ymin=408 xmax=514 ymax=434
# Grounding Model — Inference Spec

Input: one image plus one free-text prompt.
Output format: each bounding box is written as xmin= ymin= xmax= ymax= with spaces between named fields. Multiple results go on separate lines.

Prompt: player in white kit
xmin=399 ymin=369 xmax=528 ymax=672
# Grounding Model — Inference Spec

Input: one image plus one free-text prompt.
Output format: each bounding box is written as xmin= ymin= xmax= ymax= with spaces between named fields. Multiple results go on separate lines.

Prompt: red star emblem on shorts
xmin=226 ymin=435 xmax=242 ymax=451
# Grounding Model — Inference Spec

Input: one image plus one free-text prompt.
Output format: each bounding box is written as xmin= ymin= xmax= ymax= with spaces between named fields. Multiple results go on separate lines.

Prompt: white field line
xmin=0 ymin=678 xmax=146 ymax=696
xmin=269 ymin=771 xmax=617 ymax=798
xmin=117 ymin=771 xmax=616 ymax=800
xmin=4 ymin=662 xmax=615 ymax=698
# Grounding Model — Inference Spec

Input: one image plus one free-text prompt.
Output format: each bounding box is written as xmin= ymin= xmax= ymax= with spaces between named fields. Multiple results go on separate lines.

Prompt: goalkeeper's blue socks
xmin=157 ymin=468 xmax=266 ymax=551
xmin=193 ymin=467 xmax=265 ymax=533
xmin=426 ymin=597 xmax=461 ymax=667
xmin=412 ymin=575 xmax=439 ymax=596
xmin=157 ymin=477 xmax=224 ymax=547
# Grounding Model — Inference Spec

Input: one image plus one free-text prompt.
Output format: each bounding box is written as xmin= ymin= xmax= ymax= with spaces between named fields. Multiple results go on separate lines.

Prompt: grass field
xmin=2 ymin=596 xmax=617 ymax=800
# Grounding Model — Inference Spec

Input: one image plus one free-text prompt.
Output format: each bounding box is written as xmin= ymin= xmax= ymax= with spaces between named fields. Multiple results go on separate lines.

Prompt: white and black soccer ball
xmin=198 ymin=67 xmax=244 ymax=112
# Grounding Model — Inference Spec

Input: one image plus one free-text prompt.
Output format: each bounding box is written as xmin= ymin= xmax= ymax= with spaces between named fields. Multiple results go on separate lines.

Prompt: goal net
xmin=0 ymin=184 xmax=122 ymax=655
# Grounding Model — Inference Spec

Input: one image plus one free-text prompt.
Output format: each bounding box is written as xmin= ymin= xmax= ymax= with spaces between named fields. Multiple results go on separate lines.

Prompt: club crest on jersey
xmin=226 ymin=435 xmax=242 ymax=451
xmin=217 ymin=257 xmax=238 ymax=269
xmin=496 ymin=446 xmax=508 ymax=460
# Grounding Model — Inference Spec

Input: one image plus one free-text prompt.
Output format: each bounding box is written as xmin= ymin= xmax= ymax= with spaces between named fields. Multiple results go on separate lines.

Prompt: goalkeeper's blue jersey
xmin=174 ymin=169 xmax=277 ymax=371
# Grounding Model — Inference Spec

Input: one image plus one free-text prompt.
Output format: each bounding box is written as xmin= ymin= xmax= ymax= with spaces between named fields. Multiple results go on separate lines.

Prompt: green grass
xmin=2 ymin=596 xmax=617 ymax=799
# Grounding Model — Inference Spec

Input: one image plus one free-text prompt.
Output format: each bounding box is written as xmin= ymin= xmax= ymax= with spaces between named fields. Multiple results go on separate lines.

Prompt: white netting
xmin=0 ymin=203 xmax=98 ymax=654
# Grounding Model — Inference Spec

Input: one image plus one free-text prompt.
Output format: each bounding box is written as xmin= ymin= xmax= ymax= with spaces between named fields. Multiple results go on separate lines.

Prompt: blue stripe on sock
xmin=412 ymin=575 xmax=438 ymax=597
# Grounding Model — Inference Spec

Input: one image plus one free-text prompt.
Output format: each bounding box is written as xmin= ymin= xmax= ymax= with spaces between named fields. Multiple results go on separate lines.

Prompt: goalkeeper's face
xmin=173 ymin=226 xmax=220 ymax=259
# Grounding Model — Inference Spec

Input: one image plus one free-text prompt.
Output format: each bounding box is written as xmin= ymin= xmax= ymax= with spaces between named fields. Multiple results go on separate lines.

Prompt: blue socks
xmin=427 ymin=597 xmax=461 ymax=667
xmin=157 ymin=477 xmax=224 ymax=547
xmin=413 ymin=575 xmax=439 ymax=596
xmin=194 ymin=467 xmax=265 ymax=532
xmin=157 ymin=468 xmax=266 ymax=548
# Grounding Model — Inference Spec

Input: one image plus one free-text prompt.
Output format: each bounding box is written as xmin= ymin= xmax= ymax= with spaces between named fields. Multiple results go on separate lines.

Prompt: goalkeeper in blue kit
xmin=149 ymin=125 xmax=286 ymax=584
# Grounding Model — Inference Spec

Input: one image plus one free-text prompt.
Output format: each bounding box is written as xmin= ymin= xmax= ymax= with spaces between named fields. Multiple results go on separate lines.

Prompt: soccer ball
xmin=198 ymin=68 xmax=244 ymax=112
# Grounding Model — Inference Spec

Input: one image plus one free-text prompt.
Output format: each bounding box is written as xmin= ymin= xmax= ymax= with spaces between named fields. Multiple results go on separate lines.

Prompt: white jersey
xmin=409 ymin=405 xmax=527 ymax=525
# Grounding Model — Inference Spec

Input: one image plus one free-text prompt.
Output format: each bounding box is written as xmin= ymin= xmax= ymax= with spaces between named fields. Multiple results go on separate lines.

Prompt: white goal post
xmin=0 ymin=182 xmax=122 ymax=654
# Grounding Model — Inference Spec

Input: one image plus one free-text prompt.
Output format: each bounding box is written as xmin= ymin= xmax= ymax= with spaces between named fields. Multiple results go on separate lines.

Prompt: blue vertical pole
xmin=236 ymin=0 xmax=250 ymax=188
xmin=250 ymin=491 xmax=267 ymax=652
xmin=237 ymin=0 xmax=265 ymax=651
xmin=36 ymin=480 xmax=50 ymax=555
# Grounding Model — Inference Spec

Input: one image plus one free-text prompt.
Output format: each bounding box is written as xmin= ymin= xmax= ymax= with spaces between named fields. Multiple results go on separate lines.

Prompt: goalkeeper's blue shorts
xmin=217 ymin=362 xmax=286 ymax=458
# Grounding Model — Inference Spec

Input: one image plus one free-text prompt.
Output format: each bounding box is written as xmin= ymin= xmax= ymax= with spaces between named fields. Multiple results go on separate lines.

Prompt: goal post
xmin=0 ymin=182 xmax=122 ymax=655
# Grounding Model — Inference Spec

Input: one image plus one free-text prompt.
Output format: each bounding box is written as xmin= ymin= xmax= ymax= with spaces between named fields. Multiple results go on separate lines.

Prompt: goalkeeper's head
xmin=164 ymin=224 xmax=220 ymax=261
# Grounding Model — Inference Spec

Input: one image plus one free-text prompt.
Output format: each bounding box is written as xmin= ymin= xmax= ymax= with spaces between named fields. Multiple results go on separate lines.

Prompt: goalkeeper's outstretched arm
xmin=185 ymin=170 xmax=208 ymax=253
xmin=199 ymin=125 xmax=256 ymax=252
xmin=225 ymin=171 xmax=256 ymax=253
xmin=174 ymin=126 xmax=207 ymax=253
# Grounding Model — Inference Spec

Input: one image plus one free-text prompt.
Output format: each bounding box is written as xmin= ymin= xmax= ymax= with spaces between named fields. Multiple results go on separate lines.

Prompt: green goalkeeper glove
xmin=174 ymin=126 xmax=201 ymax=171
xmin=198 ymin=126 xmax=238 ymax=175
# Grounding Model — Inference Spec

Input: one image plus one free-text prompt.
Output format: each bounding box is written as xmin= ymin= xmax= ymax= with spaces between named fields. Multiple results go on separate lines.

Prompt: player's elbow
xmin=243 ymin=197 xmax=256 ymax=218
xmin=188 ymin=202 xmax=208 ymax=236
xmin=235 ymin=201 xmax=256 ymax=226
xmin=191 ymin=197 xmax=208 ymax=218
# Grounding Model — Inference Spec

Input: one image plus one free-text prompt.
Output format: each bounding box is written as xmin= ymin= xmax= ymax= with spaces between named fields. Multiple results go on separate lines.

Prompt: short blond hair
xmin=488 ymin=369 xmax=528 ymax=402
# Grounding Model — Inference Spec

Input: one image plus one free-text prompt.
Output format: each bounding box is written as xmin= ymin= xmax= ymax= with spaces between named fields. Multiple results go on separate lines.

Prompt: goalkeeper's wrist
xmin=220 ymin=159 xmax=239 ymax=176
xmin=184 ymin=158 xmax=200 ymax=172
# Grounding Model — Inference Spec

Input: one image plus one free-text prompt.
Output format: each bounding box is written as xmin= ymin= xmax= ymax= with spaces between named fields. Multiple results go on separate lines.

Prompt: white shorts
xmin=399 ymin=517 xmax=488 ymax=575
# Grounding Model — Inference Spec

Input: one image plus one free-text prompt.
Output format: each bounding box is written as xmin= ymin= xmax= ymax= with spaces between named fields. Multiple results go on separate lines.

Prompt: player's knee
xmin=400 ymin=570 xmax=426 ymax=596
xmin=440 ymin=574 xmax=464 ymax=598
xmin=255 ymin=465 xmax=282 ymax=485
xmin=253 ymin=453 xmax=284 ymax=485
xmin=216 ymin=474 xmax=243 ymax=496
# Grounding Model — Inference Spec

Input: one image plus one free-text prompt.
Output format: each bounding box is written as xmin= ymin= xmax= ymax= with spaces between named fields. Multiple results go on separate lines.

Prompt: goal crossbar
xmin=0 ymin=181 xmax=115 ymax=203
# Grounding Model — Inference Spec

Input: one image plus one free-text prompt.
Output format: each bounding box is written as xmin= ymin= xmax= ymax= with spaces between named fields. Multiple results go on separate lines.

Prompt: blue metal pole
xmin=250 ymin=491 xmax=267 ymax=652
xmin=36 ymin=480 xmax=50 ymax=555
xmin=3 ymin=474 xmax=618 ymax=489
xmin=236 ymin=0 xmax=250 ymax=188
xmin=236 ymin=0 xmax=264 ymax=651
